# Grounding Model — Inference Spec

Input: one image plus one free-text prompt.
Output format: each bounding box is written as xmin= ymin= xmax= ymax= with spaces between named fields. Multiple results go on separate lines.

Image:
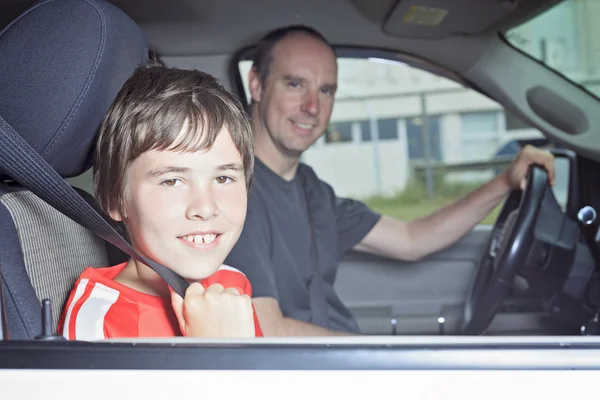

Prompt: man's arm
xmin=355 ymin=145 xmax=556 ymax=261
xmin=252 ymin=297 xmax=354 ymax=336
xmin=355 ymin=174 xmax=509 ymax=261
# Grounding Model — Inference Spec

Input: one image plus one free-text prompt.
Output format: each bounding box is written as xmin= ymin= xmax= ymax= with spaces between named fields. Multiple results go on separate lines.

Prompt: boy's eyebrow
xmin=146 ymin=166 xmax=190 ymax=178
xmin=217 ymin=162 xmax=244 ymax=172
xmin=146 ymin=163 xmax=243 ymax=178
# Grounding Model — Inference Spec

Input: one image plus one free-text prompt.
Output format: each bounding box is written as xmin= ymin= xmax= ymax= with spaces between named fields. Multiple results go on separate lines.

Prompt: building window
xmin=406 ymin=116 xmax=441 ymax=161
xmin=461 ymin=111 xmax=499 ymax=136
xmin=325 ymin=121 xmax=353 ymax=143
xmin=360 ymin=118 xmax=399 ymax=141
xmin=460 ymin=111 xmax=500 ymax=160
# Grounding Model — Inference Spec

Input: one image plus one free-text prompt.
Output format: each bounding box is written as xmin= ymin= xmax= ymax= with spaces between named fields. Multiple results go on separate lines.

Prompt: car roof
xmin=0 ymin=0 xmax=559 ymax=73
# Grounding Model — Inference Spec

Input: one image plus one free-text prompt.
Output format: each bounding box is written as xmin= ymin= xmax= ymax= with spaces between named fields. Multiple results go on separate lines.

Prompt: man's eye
xmin=287 ymin=80 xmax=301 ymax=88
xmin=161 ymin=179 xmax=183 ymax=187
xmin=215 ymin=176 xmax=233 ymax=184
xmin=321 ymin=87 xmax=334 ymax=96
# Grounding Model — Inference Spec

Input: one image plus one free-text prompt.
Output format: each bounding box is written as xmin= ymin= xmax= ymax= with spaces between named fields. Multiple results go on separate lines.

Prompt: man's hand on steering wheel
xmin=500 ymin=145 xmax=556 ymax=190
xmin=461 ymin=146 xmax=560 ymax=335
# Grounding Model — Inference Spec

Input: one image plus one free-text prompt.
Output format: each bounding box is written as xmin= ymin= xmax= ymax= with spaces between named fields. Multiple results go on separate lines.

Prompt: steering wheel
xmin=461 ymin=164 xmax=550 ymax=335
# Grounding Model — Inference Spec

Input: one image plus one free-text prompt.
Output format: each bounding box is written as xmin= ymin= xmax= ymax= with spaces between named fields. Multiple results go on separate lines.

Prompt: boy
xmin=58 ymin=65 xmax=262 ymax=339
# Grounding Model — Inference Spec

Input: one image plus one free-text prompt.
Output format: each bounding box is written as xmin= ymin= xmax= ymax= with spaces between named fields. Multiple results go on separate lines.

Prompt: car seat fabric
xmin=0 ymin=0 xmax=148 ymax=339
xmin=1 ymin=188 xmax=109 ymax=333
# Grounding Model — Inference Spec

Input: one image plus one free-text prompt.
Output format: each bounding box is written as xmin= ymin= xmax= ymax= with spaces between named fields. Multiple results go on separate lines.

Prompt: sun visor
xmin=383 ymin=0 xmax=518 ymax=39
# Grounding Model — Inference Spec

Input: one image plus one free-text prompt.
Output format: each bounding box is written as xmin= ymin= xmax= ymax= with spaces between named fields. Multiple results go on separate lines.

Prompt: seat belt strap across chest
xmin=0 ymin=115 xmax=189 ymax=298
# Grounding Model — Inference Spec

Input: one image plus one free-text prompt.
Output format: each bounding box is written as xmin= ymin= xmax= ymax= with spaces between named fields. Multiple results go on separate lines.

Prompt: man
xmin=225 ymin=25 xmax=555 ymax=336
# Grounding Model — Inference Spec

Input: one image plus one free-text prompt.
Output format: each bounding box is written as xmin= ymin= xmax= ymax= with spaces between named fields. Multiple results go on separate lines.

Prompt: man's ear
xmin=248 ymin=67 xmax=263 ymax=103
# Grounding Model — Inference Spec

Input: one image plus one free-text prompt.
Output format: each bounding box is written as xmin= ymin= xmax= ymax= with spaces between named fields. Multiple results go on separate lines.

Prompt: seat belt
xmin=298 ymin=171 xmax=330 ymax=328
xmin=0 ymin=116 xmax=190 ymax=298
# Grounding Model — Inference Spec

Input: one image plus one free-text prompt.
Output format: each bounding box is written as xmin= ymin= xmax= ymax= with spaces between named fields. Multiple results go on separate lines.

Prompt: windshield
xmin=505 ymin=0 xmax=600 ymax=99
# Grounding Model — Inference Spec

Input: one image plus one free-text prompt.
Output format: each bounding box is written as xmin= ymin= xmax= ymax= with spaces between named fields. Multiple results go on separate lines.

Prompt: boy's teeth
xmin=183 ymin=234 xmax=217 ymax=244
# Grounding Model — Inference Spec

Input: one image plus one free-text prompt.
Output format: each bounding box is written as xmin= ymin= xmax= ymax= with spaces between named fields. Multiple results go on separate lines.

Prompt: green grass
xmin=360 ymin=180 xmax=502 ymax=225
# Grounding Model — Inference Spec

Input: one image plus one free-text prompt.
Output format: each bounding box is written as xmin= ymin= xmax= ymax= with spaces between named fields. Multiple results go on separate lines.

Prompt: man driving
xmin=225 ymin=25 xmax=555 ymax=336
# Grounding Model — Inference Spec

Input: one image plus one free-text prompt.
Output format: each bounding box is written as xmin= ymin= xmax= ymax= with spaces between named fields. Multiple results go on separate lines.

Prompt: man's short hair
xmin=93 ymin=65 xmax=254 ymax=218
xmin=251 ymin=25 xmax=334 ymax=83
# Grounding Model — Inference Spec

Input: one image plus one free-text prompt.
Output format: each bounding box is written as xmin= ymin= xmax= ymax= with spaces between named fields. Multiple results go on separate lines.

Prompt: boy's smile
xmin=178 ymin=231 xmax=222 ymax=249
xmin=110 ymin=127 xmax=248 ymax=290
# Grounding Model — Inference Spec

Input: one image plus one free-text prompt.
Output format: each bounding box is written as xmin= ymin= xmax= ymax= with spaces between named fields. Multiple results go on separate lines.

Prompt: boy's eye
xmin=161 ymin=179 xmax=183 ymax=187
xmin=215 ymin=176 xmax=233 ymax=184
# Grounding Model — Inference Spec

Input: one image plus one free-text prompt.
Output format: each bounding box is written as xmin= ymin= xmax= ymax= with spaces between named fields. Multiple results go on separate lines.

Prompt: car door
xmin=335 ymin=229 xmax=489 ymax=335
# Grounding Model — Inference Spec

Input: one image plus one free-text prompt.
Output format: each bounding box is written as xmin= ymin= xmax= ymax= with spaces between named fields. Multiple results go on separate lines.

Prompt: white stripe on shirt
xmin=61 ymin=278 xmax=89 ymax=339
xmin=73 ymin=282 xmax=120 ymax=340
xmin=218 ymin=264 xmax=245 ymax=276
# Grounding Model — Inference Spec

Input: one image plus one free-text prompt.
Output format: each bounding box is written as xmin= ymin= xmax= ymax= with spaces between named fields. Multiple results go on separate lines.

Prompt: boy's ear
xmin=108 ymin=208 xmax=125 ymax=222
xmin=248 ymin=67 xmax=262 ymax=103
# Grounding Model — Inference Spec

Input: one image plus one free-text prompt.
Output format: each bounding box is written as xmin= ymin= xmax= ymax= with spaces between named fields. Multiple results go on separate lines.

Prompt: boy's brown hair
xmin=93 ymin=65 xmax=254 ymax=218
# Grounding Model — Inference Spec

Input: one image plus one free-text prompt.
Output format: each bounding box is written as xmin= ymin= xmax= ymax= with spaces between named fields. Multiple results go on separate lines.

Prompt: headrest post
xmin=0 ymin=282 xmax=8 ymax=340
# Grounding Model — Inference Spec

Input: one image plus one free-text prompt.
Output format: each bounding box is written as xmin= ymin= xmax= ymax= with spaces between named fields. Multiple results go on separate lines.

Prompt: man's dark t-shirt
xmin=225 ymin=158 xmax=381 ymax=333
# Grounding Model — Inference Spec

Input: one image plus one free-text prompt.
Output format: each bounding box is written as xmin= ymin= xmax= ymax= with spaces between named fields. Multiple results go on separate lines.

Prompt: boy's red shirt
xmin=58 ymin=262 xmax=263 ymax=339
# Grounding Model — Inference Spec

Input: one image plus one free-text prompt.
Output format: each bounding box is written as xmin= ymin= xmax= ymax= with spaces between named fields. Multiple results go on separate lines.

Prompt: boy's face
xmin=111 ymin=127 xmax=247 ymax=281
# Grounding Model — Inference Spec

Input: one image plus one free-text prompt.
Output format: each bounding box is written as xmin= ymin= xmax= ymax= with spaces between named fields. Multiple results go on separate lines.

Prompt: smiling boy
xmin=58 ymin=65 xmax=262 ymax=339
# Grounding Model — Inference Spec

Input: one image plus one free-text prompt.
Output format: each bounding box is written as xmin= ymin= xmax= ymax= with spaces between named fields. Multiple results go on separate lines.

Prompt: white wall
xmin=302 ymin=139 xmax=409 ymax=198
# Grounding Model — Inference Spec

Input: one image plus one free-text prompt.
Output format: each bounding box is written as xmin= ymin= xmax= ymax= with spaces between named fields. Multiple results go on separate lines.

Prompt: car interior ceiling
xmin=0 ymin=0 xmax=582 ymax=156
xmin=1 ymin=0 xmax=600 ymax=339
xmin=0 ymin=0 xmax=579 ymax=146
xmin=0 ymin=0 xmax=563 ymax=62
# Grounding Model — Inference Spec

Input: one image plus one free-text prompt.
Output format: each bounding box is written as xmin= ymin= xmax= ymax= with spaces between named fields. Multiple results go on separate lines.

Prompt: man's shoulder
xmin=297 ymin=162 xmax=336 ymax=201
xmin=245 ymin=160 xmax=335 ymax=217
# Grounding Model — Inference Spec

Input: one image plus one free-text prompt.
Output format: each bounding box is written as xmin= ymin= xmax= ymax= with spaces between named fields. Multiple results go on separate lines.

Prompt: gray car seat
xmin=0 ymin=0 xmax=147 ymax=339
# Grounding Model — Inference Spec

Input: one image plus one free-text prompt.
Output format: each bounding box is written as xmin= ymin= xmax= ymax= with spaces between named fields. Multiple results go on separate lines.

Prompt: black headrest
xmin=0 ymin=0 xmax=148 ymax=179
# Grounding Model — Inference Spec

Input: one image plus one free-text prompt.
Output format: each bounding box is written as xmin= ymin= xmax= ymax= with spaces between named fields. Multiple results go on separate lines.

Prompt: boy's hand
xmin=170 ymin=282 xmax=256 ymax=338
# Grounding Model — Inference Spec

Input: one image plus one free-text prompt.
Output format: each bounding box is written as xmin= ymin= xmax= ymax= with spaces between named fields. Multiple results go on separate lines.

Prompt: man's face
xmin=112 ymin=128 xmax=247 ymax=281
xmin=250 ymin=33 xmax=338 ymax=157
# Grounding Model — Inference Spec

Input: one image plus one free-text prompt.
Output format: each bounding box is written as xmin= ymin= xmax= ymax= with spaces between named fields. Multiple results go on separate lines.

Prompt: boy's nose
xmin=186 ymin=192 xmax=220 ymax=221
